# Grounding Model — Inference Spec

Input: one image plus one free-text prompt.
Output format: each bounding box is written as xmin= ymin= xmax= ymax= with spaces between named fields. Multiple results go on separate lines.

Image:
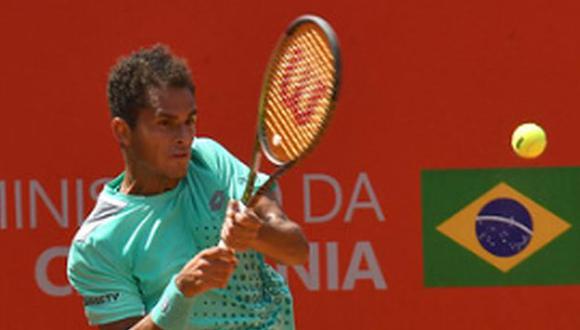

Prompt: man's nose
xmin=175 ymin=124 xmax=194 ymax=143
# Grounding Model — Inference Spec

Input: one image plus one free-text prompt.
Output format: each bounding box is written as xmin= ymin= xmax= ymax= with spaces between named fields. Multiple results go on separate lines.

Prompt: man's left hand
xmin=220 ymin=200 xmax=263 ymax=251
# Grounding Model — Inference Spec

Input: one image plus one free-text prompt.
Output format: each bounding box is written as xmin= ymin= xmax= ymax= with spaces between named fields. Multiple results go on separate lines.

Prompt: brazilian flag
xmin=422 ymin=167 xmax=580 ymax=287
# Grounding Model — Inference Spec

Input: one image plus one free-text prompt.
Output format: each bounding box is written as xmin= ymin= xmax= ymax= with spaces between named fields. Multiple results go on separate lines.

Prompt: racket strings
xmin=264 ymin=24 xmax=337 ymax=162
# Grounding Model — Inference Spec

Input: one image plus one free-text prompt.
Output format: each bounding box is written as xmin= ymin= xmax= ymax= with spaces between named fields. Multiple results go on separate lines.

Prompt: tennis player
xmin=67 ymin=44 xmax=308 ymax=330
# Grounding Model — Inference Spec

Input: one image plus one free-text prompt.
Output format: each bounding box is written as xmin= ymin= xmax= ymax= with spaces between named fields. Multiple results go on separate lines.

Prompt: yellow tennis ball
xmin=511 ymin=123 xmax=547 ymax=159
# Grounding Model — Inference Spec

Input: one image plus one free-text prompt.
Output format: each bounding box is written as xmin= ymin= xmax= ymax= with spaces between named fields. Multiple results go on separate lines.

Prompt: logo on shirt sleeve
xmin=83 ymin=292 xmax=120 ymax=307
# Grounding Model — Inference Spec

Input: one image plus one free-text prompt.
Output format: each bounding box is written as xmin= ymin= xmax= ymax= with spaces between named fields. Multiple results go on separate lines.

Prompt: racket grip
xmin=217 ymin=202 xmax=248 ymax=250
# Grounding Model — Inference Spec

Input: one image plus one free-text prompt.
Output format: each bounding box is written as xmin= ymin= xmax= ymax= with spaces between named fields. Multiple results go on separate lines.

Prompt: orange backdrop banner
xmin=1 ymin=0 xmax=580 ymax=329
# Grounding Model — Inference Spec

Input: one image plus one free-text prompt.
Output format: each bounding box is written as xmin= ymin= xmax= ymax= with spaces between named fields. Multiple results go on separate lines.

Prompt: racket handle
xmin=241 ymin=154 xmax=262 ymax=204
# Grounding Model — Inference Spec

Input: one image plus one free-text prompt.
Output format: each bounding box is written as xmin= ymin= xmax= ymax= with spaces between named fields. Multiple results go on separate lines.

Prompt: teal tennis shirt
xmin=67 ymin=138 xmax=294 ymax=329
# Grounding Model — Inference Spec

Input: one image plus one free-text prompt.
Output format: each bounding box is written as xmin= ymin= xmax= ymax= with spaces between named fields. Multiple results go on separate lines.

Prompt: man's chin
xmin=167 ymin=168 xmax=188 ymax=180
xmin=161 ymin=158 xmax=190 ymax=179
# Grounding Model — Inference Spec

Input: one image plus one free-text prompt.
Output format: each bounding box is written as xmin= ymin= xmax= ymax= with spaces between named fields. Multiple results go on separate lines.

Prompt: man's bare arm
xmin=98 ymin=316 xmax=158 ymax=330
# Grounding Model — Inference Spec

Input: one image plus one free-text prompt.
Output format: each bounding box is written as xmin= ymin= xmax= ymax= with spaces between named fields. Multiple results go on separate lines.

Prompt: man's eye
xmin=159 ymin=120 xmax=170 ymax=127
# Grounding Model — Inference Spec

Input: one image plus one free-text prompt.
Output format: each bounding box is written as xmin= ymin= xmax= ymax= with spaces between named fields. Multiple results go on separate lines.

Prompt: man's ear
xmin=111 ymin=117 xmax=132 ymax=148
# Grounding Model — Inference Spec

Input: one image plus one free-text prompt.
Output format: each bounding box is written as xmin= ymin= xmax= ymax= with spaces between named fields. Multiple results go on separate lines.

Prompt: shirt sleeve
xmin=67 ymin=240 xmax=145 ymax=325
xmin=191 ymin=137 xmax=274 ymax=200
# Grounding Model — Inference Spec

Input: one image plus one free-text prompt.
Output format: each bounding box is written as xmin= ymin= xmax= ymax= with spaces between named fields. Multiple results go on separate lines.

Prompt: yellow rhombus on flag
xmin=437 ymin=182 xmax=571 ymax=272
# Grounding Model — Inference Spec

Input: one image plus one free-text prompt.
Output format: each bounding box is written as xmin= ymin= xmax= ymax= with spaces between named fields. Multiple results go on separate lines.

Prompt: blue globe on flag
xmin=475 ymin=198 xmax=533 ymax=257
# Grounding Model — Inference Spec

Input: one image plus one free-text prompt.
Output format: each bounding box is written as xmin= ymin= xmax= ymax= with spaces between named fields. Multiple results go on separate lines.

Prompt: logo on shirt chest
xmin=209 ymin=190 xmax=226 ymax=212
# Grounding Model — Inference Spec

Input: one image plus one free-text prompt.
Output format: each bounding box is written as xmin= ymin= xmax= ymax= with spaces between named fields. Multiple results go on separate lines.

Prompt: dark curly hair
xmin=107 ymin=44 xmax=195 ymax=128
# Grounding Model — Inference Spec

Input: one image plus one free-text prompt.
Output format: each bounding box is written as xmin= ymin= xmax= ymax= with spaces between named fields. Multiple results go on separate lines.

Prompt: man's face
xmin=128 ymin=87 xmax=197 ymax=180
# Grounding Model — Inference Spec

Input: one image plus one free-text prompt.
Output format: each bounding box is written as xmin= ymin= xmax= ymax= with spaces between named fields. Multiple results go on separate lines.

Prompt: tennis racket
xmin=219 ymin=15 xmax=340 ymax=249
xmin=241 ymin=14 xmax=342 ymax=207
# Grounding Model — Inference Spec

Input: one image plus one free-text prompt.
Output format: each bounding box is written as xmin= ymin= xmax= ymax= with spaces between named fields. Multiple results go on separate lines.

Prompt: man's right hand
xmin=174 ymin=247 xmax=238 ymax=297
xmin=99 ymin=248 xmax=237 ymax=330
